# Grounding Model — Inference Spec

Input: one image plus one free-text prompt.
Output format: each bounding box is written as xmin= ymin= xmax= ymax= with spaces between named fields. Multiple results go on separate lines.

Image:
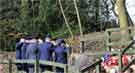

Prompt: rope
xmin=73 ymin=0 xmax=83 ymax=38
xmin=58 ymin=0 xmax=74 ymax=39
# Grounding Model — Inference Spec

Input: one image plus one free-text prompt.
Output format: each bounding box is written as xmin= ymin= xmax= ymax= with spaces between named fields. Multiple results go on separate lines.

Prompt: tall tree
xmin=116 ymin=0 xmax=129 ymax=41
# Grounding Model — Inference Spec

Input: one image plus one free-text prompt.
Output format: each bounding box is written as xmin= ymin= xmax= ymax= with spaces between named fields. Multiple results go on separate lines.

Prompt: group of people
xmin=16 ymin=34 xmax=69 ymax=73
xmin=101 ymin=53 xmax=135 ymax=73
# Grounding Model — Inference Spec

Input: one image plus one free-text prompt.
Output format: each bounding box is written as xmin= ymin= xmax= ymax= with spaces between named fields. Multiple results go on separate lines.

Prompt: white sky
xmin=126 ymin=0 xmax=135 ymax=24
xmin=109 ymin=0 xmax=135 ymax=24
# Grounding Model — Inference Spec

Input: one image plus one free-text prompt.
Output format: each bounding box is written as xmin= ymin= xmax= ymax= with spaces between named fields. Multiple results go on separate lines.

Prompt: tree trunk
xmin=116 ymin=0 xmax=129 ymax=46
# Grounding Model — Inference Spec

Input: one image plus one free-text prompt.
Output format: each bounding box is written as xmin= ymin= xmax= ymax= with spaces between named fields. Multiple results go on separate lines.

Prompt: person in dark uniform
xmin=25 ymin=36 xmax=38 ymax=73
xmin=54 ymin=39 xmax=68 ymax=73
xmin=16 ymin=38 xmax=24 ymax=71
xmin=39 ymin=34 xmax=54 ymax=72
xmin=16 ymin=36 xmax=30 ymax=73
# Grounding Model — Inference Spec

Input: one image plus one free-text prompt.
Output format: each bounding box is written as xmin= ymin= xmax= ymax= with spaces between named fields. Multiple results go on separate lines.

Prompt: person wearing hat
xmin=54 ymin=39 xmax=69 ymax=73
xmin=39 ymin=34 xmax=54 ymax=72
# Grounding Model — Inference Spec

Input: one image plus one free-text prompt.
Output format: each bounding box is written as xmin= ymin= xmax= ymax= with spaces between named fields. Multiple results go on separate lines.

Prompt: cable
xmin=58 ymin=0 xmax=74 ymax=39
xmin=73 ymin=0 xmax=83 ymax=38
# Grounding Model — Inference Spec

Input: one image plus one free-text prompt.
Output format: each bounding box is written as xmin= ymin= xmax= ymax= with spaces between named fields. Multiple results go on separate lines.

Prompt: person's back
xmin=16 ymin=38 xmax=30 ymax=72
xmin=54 ymin=46 xmax=68 ymax=64
xmin=16 ymin=39 xmax=24 ymax=60
xmin=21 ymin=42 xmax=29 ymax=60
xmin=39 ymin=35 xmax=54 ymax=72
xmin=16 ymin=38 xmax=24 ymax=71
xmin=39 ymin=42 xmax=53 ymax=61
xmin=25 ymin=38 xmax=38 ymax=73
xmin=54 ymin=39 xmax=68 ymax=73
xmin=26 ymin=43 xmax=37 ymax=60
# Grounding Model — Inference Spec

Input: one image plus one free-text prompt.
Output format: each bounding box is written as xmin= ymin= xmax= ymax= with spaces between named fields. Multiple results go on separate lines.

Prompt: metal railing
xmin=106 ymin=27 xmax=135 ymax=72
xmin=80 ymin=40 xmax=135 ymax=73
xmin=120 ymin=40 xmax=135 ymax=72
xmin=0 ymin=37 xmax=16 ymax=51
xmin=0 ymin=59 xmax=68 ymax=73
xmin=105 ymin=27 xmax=135 ymax=51
xmin=80 ymin=59 xmax=102 ymax=73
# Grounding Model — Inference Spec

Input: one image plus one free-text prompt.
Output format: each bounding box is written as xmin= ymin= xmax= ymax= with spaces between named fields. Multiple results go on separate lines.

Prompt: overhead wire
xmin=58 ymin=0 xmax=74 ymax=39
xmin=73 ymin=0 xmax=85 ymax=53
xmin=73 ymin=0 xmax=83 ymax=38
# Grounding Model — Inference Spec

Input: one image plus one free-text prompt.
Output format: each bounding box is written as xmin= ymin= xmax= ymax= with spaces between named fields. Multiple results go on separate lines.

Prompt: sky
xmin=125 ymin=0 xmax=135 ymax=24
xmin=108 ymin=0 xmax=135 ymax=24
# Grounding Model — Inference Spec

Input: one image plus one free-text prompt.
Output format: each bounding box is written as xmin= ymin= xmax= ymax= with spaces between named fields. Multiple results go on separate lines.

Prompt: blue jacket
xmin=21 ymin=42 xmax=29 ymax=59
xmin=54 ymin=46 xmax=68 ymax=64
xmin=25 ymin=43 xmax=38 ymax=60
xmin=16 ymin=42 xmax=29 ymax=71
xmin=16 ymin=42 xmax=23 ymax=59
xmin=39 ymin=42 xmax=54 ymax=61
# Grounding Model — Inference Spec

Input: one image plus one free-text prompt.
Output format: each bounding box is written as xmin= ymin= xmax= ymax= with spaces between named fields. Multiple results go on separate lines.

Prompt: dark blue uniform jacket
xmin=54 ymin=46 xmax=68 ymax=64
xmin=16 ymin=42 xmax=23 ymax=59
xmin=39 ymin=42 xmax=54 ymax=69
xmin=39 ymin=42 xmax=54 ymax=61
xmin=26 ymin=43 xmax=38 ymax=60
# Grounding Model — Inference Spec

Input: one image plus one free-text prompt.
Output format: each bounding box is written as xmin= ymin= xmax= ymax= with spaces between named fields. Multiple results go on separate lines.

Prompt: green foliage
xmin=0 ymin=0 xmax=117 ymax=51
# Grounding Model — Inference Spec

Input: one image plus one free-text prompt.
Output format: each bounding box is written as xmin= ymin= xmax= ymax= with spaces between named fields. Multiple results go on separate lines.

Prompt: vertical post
xmin=9 ymin=59 xmax=12 ymax=73
xmin=35 ymin=59 xmax=39 ymax=73
xmin=118 ymin=52 xmax=122 ymax=73
xmin=96 ymin=64 xmax=100 ymax=73
xmin=96 ymin=59 xmax=101 ymax=73
xmin=35 ymin=40 xmax=39 ymax=73
xmin=73 ymin=0 xmax=84 ymax=53
xmin=80 ymin=40 xmax=85 ymax=53
xmin=106 ymin=31 xmax=111 ymax=51
xmin=64 ymin=65 xmax=68 ymax=73
xmin=52 ymin=53 xmax=56 ymax=72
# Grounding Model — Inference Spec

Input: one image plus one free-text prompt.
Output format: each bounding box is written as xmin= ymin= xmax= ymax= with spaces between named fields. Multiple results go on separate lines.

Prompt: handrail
xmin=123 ymin=59 xmax=135 ymax=72
xmin=119 ymin=40 xmax=135 ymax=72
xmin=121 ymin=40 xmax=135 ymax=55
xmin=0 ymin=60 xmax=66 ymax=68
xmin=0 ymin=59 xmax=68 ymax=73
xmin=120 ymin=40 xmax=135 ymax=72
xmin=81 ymin=40 xmax=135 ymax=73
xmin=80 ymin=59 xmax=102 ymax=73
xmin=85 ymin=50 xmax=135 ymax=56
xmin=106 ymin=26 xmax=135 ymax=32
xmin=105 ymin=27 xmax=135 ymax=50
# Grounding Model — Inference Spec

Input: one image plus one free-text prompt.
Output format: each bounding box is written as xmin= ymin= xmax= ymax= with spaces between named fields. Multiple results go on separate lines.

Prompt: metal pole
xmin=73 ymin=0 xmax=84 ymax=53
xmin=64 ymin=65 xmax=68 ymax=73
xmin=35 ymin=39 xmax=39 ymax=73
xmin=58 ymin=0 xmax=74 ymax=39
xmin=80 ymin=40 xmax=85 ymax=53
xmin=118 ymin=52 xmax=122 ymax=73
xmin=73 ymin=0 xmax=83 ymax=38
xmin=9 ymin=59 xmax=12 ymax=73
xmin=96 ymin=59 xmax=101 ymax=73
xmin=35 ymin=59 xmax=39 ymax=73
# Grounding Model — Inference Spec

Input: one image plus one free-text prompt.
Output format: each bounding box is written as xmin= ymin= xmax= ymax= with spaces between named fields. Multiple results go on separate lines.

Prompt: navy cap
xmin=25 ymin=35 xmax=34 ymax=40
xmin=57 ymin=39 xmax=65 ymax=45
